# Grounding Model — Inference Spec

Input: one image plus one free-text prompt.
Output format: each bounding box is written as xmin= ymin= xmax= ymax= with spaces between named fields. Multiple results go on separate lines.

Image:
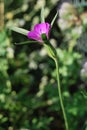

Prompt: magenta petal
xmin=27 ymin=31 xmax=42 ymax=42
xmin=34 ymin=22 xmax=51 ymax=38
xmin=27 ymin=22 xmax=51 ymax=42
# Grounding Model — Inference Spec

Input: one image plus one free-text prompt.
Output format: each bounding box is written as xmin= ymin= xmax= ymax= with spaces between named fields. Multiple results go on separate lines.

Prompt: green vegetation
xmin=0 ymin=0 xmax=87 ymax=130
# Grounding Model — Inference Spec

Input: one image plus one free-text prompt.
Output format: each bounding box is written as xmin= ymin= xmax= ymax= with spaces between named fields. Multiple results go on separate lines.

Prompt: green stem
xmin=42 ymin=34 xmax=69 ymax=129
xmin=54 ymin=58 xmax=69 ymax=130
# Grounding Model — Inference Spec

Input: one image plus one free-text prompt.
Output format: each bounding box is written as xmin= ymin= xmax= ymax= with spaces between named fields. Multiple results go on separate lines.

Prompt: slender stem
xmin=54 ymin=58 xmax=69 ymax=130
xmin=42 ymin=33 xmax=69 ymax=129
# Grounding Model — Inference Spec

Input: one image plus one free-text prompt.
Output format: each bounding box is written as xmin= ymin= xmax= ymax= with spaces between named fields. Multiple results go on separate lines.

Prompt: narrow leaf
xmin=14 ymin=40 xmax=39 ymax=45
xmin=51 ymin=11 xmax=58 ymax=27
xmin=40 ymin=6 xmax=45 ymax=23
xmin=11 ymin=27 xmax=29 ymax=36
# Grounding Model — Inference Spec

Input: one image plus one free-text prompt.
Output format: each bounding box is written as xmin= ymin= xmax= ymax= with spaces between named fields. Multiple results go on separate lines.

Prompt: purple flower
xmin=27 ymin=22 xmax=51 ymax=42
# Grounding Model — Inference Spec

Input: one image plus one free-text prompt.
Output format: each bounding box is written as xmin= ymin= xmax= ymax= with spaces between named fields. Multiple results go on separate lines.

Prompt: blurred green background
xmin=0 ymin=0 xmax=87 ymax=130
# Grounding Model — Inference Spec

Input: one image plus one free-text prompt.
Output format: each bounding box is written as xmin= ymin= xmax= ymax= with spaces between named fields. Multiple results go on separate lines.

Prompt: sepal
xmin=14 ymin=40 xmax=40 ymax=45
xmin=41 ymin=33 xmax=57 ymax=60
xmin=11 ymin=27 xmax=29 ymax=36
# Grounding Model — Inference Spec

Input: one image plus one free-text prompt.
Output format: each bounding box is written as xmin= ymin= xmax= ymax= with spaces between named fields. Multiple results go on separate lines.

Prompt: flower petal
xmin=45 ymin=23 xmax=51 ymax=38
xmin=27 ymin=31 xmax=42 ymax=42
xmin=34 ymin=22 xmax=50 ymax=38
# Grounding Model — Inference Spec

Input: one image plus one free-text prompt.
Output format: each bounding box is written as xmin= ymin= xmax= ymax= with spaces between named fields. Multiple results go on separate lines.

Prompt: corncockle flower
xmin=11 ymin=7 xmax=69 ymax=130
xmin=27 ymin=22 xmax=51 ymax=42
